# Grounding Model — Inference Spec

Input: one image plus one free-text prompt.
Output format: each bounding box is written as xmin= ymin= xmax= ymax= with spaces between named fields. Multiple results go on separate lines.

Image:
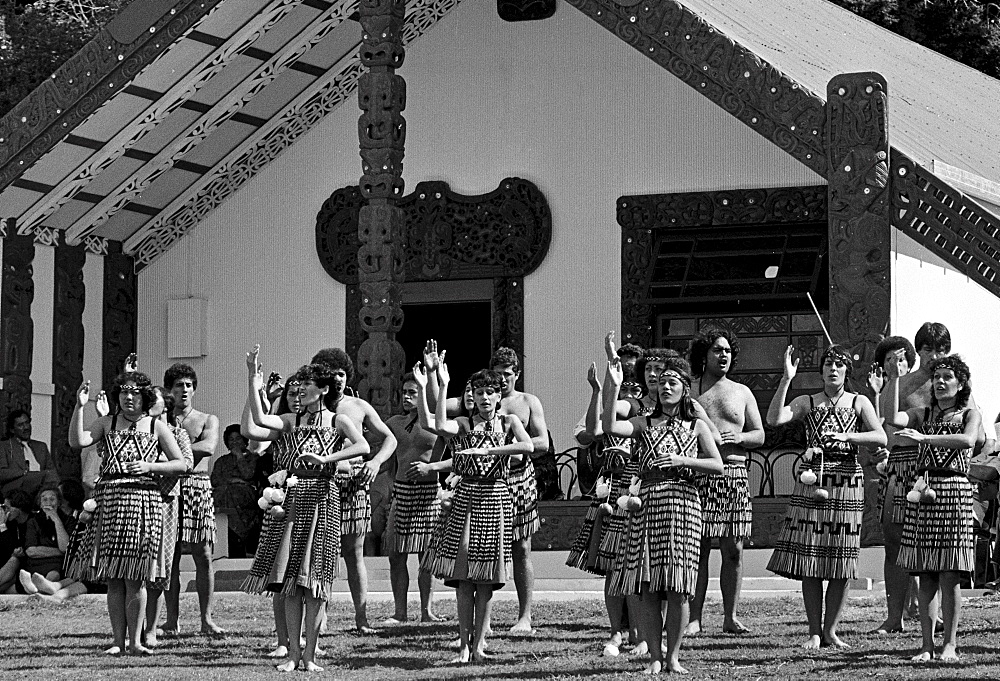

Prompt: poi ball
xmin=626 ymin=496 xmax=642 ymax=512
xmin=921 ymin=488 xmax=937 ymax=503
xmin=906 ymin=489 xmax=922 ymax=504
xmin=800 ymin=470 xmax=818 ymax=486
xmin=914 ymin=478 xmax=928 ymax=492
xmin=262 ymin=487 xmax=276 ymax=503
xmin=258 ymin=496 xmax=270 ymax=510
xmin=82 ymin=498 xmax=98 ymax=513
xmin=270 ymin=489 xmax=286 ymax=505
xmin=595 ymin=482 xmax=611 ymax=498
xmin=269 ymin=505 xmax=286 ymax=520
xmin=617 ymin=495 xmax=630 ymax=510
xmin=876 ymin=460 xmax=888 ymax=475
xmin=813 ymin=488 xmax=830 ymax=500
xmin=78 ymin=510 xmax=93 ymax=524
xmin=598 ymin=502 xmax=615 ymax=516
xmin=440 ymin=498 xmax=453 ymax=513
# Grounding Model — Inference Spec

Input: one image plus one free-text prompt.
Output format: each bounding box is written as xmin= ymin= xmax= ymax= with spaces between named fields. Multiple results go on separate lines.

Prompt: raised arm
xmin=602 ymin=359 xmax=637 ymax=438
xmin=433 ymin=362 xmax=460 ymax=438
xmin=423 ymin=339 xmax=461 ymax=417
xmin=412 ymin=362 xmax=439 ymax=434
xmin=580 ymin=362 xmax=603 ymax=444
xmin=246 ymin=345 xmax=285 ymax=432
xmin=881 ymin=356 xmax=909 ymax=428
xmin=767 ymin=346 xmax=799 ymax=426
xmin=69 ymin=380 xmax=105 ymax=449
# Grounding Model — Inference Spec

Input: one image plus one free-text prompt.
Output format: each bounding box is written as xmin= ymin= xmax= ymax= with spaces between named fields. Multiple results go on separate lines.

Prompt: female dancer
xmin=144 ymin=387 xmax=194 ymax=647
xmin=416 ymin=362 xmax=532 ymax=664
xmin=68 ymin=373 xmax=187 ymax=655
xmin=243 ymin=347 xmax=369 ymax=672
xmin=766 ymin=345 xmax=885 ymax=649
xmin=603 ymin=355 xmax=723 ymax=674
xmin=888 ymin=355 xmax=978 ymax=661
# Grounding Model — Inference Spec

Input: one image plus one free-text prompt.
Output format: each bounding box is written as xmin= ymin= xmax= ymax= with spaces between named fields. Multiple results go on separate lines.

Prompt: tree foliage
xmin=830 ymin=0 xmax=1000 ymax=79
xmin=0 ymin=1 xmax=127 ymax=117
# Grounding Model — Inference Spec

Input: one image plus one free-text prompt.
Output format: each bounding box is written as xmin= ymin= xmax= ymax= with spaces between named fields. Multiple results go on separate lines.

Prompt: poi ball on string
xmin=800 ymin=469 xmax=818 ymax=485
xmin=440 ymin=498 xmax=453 ymax=513
xmin=595 ymin=480 xmax=611 ymax=498
xmin=906 ymin=489 xmax=922 ymax=503
xmin=270 ymin=489 xmax=286 ymax=505
xmin=258 ymin=496 xmax=270 ymax=510
xmin=82 ymin=499 xmax=98 ymax=513
xmin=598 ymin=502 xmax=615 ymax=516
xmin=921 ymin=488 xmax=937 ymax=503
xmin=269 ymin=505 xmax=286 ymax=520
xmin=617 ymin=495 xmax=630 ymax=510
xmin=262 ymin=487 xmax=276 ymax=503
xmin=626 ymin=496 xmax=642 ymax=512
xmin=813 ymin=488 xmax=830 ymax=500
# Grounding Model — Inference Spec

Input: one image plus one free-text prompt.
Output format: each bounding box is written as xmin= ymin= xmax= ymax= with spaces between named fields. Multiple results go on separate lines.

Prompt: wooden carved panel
xmin=826 ymin=73 xmax=891 ymax=388
xmin=0 ymin=233 xmax=35 ymax=433
xmin=51 ymin=243 xmax=86 ymax=481
xmin=102 ymin=242 xmax=137 ymax=392
xmin=498 ymin=0 xmax=557 ymax=22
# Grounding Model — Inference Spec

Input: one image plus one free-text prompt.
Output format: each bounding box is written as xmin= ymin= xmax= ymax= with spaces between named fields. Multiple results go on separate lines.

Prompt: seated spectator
xmin=27 ymin=480 xmax=98 ymax=603
xmin=211 ymin=424 xmax=261 ymax=558
xmin=0 ymin=489 xmax=32 ymax=567
xmin=0 ymin=410 xmax=58 ymax=498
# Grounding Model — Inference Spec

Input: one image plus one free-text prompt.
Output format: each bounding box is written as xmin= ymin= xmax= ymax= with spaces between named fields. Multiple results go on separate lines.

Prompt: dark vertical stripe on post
xmin=102 ymin=241 xmax=137 ymax=393
xmin=0 ymin=225 xmax=35 ymax=436
xmin=51 ymin=242 xmax=86 ymax=481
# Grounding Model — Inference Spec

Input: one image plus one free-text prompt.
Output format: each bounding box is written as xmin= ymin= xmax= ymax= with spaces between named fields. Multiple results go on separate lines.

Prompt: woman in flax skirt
xmin=766 ymin=345 xmax=885 ymax=649
xmin=886 ymin=354 xmax=979 ymax=662
xmin=601 ymin=354 xmax=723 ymax=675
xmin=415 ymin=362 xmax=532 ymax=665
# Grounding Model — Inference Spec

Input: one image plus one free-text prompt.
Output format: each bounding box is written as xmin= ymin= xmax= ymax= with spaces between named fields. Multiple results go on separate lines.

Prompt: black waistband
xmin=290 ymin=469 xmax=334 ymax=479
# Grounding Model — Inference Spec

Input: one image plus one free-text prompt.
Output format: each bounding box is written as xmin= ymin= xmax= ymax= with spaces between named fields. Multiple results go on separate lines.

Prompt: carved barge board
xmin=102 ymin=242 xmax=137 ymax=392
xmin=316 ymin=177 xmax=551 ymax=385
xmin=0 ymin=231 xmax=35 ymax=431
xmin=52 ymin=243 xmax=86 ymax=481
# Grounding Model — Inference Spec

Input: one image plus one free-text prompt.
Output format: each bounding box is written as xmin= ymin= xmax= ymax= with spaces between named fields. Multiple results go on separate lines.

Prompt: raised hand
xmin=76 ymin=380 xmax=91 ymax=407
xmin=95 ymin=391 xmax=109 ymax=417
xmin=868 ymin=364 xmax=884 ymax=394
xmin=604 ymin=331 xmax=617 ymax=362
xmin=124 ymin=352 xmax=138 ymax=373
xmin=587 ymin=362 xmax=601 ymax=391
xmin=607 ymin=357 xmax=623 ymax=386
xmin=782 ymin=345 xmax=799 ymax=381
xmin=884 ymin=350 xmax=905 ymax=381
xmin=412 ymin=361 xmax=428 ymax=388
xmin=438 ymin=360 xmax=451 ymax=386
xmin=246 ymin=345 xmax=261 ymax=374
xmin=423 ymin=339 xmax=440 ymax=372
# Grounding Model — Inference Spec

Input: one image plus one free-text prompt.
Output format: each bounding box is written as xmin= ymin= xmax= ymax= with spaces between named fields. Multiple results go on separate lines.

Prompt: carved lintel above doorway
xmin=316 ymin=177 xmax=551 ymax=382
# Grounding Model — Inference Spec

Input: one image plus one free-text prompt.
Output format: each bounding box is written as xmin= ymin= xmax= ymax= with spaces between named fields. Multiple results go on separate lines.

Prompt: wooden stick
xmin=806 ymin=292 xmax=834 ymax=347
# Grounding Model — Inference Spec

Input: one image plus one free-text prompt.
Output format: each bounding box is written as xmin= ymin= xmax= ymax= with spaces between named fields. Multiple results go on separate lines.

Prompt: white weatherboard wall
xmin=138 ymin=0 xmax=821 ymax=454
xmin=892 ymin=230 xmax=1000 ymax=428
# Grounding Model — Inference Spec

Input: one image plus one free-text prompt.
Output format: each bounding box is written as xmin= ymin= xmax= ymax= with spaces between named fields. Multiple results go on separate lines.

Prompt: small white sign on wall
xmin=167 ymin=298 xmax=208 ymax=358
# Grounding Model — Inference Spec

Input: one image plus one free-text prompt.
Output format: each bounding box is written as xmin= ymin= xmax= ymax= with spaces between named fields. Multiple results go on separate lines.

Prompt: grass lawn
xmin=1 ymin=592 xmax=999 ymax=679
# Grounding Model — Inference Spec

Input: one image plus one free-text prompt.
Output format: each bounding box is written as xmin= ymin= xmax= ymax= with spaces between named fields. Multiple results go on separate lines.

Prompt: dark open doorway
xmin=398 ymin=301 xmax=492 ymax=400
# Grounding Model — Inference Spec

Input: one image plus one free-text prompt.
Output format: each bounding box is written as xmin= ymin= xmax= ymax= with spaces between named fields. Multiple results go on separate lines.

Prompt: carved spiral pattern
xmin=0 ymin=235 xmax=35 ymax=429
xmin=51 ymin=244 xmax=86 ymax=480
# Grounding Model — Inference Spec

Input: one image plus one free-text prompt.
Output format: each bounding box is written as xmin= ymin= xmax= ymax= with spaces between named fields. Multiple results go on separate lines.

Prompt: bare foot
xmin=802 ymin=635 xmax=821 ymax=650
xmin=30 ymin=572 xmax=58 ymax=595
xmin=823 ymin=633 xmax=850 ymax=649
xmin=17 ymin=570 xmax=38 ymax=594
xmin=267 ymin=645 xmax=289 ymax=658
xmin=380 ymin=616 xmax=406 ymax=625
xmin=642 ymin=660 xmax=662 ymax=675
xmin=356 ymin=625 xmax=378 ymax=635
xmin=666 ymin=659 xmax=689 ymax=674
xmin=303 ymin=661 xmax=324 ymax=672
xmin=871 ymin=620 xmax=904 ymax=635
xmin=315 ymin=646 xmax=325 ymax=658
xmin=131 ymin=644 xmax=153 ymax=656
xmin=722 ymin=619 xmax=750 ymax=635
xmin=910 ymin=650 xmax=934 ymax=662
xmin=684 ymin=620 xmax=702 ymax=636
xmin=275 ymin=660 xmax=298 ymax=672
xmin=509 ymin=619 xmax=533 ymax=634
xmin=602 ymin=641 xmax=620 ymax=657
xmin=421 ymin=610 xmax=445 ymax=622
xmin=35 ymin=594 xmax=63 ymax=604
xmin=144 ymin=632 xmax=158 ymax=648
xmin=104 ymin=645 xmax=123 ymax=656
xmin=630 ymin=641 xmax=650 ymax=658
xmin=940 ymin=644 xmax=959 ymax=662
xmin=157 ymin=626 xmax=179 ymax=637
xmin=450 ymin=648 xmax=471 ymax=664
xmin=472 ymin=649 xmax=493 ymax=663
xmin=201 ymin=621 xmax=226 ymax=637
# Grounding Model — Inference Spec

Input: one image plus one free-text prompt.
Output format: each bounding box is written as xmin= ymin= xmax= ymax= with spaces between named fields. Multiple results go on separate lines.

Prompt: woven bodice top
xmin=918 ymin=408 xmax=972 ymax=475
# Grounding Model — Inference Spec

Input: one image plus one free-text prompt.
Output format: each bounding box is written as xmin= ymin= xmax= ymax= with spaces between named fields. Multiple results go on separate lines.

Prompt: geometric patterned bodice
xmin=452 ymin=415 xmax=511 ymax=480
xmin=804 ymin=399 xmax=859 ymax=468
xmin=99 ymin=414 xmax=160 ymax=476
xmin=287 ymin=424 xmax=345 ymax=476
xmin=634 ymin=416 xmax=698 ymax=481
xmin=917 ymin=408 xmax=972 ymax=475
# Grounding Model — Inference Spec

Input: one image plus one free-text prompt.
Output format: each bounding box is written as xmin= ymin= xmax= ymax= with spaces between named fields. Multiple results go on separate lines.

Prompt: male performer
xmin=381 ymin=373 xmax=445 ymax=624
xmin=0 ymin=410 xmax=58 ymax=497
xmin=161 ymin=363 xmax=223 ymax=636
xmin=312 ymin=348 xmax=397 ymax=634
xmin=687 ymin=328 xmax=764 ymax=635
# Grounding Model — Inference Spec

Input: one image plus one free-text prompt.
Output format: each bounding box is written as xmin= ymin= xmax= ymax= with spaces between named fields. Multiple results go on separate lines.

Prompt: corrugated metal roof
xmin=681 ymin=0 xmax=1000 ymax=183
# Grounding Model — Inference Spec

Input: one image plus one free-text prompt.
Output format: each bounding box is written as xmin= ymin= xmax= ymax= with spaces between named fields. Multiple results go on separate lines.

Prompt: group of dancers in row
xmin=62 ymin=320 xmax=983 ymax=673
xmin=565 ymin=321 xmax=983 ymax=673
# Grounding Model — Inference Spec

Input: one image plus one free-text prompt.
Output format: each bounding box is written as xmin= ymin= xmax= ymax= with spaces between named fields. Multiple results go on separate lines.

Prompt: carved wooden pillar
xmin=52 ymin=243 xmax=86 ymax=481
xmin=0 ymin=223 xmax=35 ymax=433
xmin=357 ymin=0 xmax=407 ymax=416
xmin=103 ymin=242 xmax=137 ymax=392
xmin=825 ymin=73 xmax=891 ymax=388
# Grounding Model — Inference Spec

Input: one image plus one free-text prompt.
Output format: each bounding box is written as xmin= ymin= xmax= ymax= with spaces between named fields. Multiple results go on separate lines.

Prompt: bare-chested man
xmin=311 ymin=348 xmax=398 ymax=634
xmin=686 ymin=329 xmax=764 ymax=636
xmin=380 ymin=372 xmax=445 ymax=624
xmin=161 ymin=363 xmax=224 ymax=636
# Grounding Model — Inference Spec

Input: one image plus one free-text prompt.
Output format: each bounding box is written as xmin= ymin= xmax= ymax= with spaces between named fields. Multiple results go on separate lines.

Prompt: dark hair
xmin=914 ymin=322 xmax=951 ymax=354
xmin=35 ymin=486 xmax=62 ymax=511
xmin=151 ymin=386 xmax=176 ymax=425
xmin=689 ymin=327 xmax=739 ymax=377
xmin=468 ymin=369 xmax=505 ymax=392
xmin=489 ymin=347 xmax=520 ymax=373
xmin=5 ymin=408 xmax=29 ymax=433
xmin=58 ymin=479 xmax=86 ymax=512
xmin=929 ymin=355 xmax=972 ymax=410
xmin=223 ymin=423 xmax=243 ymax=447
xmin=617 ymin=343 xmax=645 ymax=361
xmin=401 ymin=372 xmax=416 ymax=385
xmin=311 ymin=348 xmax=355 ymax=384
xmin=163 ymin=363 xmax=198 ymax=391
xmin=293 ymin=363 xmax=335 ymax=390
xmin=819 ymin=345 xmax=855 ymax=391
xmin=650 ymin=356 xmax=697 ymax=421
xmin=110 ymin=371 xmax=155 ymax=412
xmin=635 ymin=347 xmax=679 ymax=385
xmin=874 ymin=336 xmax=916 ymax=369
xmin=275 ymin=378 xmax=301 ymax=415
xmin=2 ymin=488 xmax=32 ymax=513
